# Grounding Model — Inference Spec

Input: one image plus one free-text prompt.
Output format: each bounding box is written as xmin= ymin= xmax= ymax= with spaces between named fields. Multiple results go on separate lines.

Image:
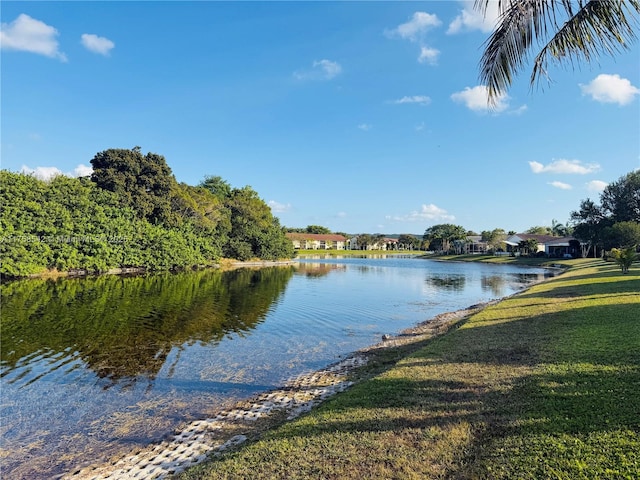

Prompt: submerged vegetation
xmin=178 ymin=258 xmax=640 ymax=479
xmin=0 ymin=148 xmax=293 ymax=278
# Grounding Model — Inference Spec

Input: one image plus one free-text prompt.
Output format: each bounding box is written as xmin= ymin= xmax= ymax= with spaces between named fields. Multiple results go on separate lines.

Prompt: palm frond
xmin=478 ymin=0 xmax=557 ymax=105
xmin=476 ymin=0 xmax=640 ymax=105
xmin=532 ymin=0 xmax=640 ymax=88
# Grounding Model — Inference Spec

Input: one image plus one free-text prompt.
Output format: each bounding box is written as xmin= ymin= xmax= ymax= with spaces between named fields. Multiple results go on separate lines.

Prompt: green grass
xmin=177 ymin=259 xmax=639 ymax=480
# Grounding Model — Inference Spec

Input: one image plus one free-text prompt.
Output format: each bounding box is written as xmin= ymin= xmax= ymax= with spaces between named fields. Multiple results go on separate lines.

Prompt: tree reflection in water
xmin=1 ymin=267 xmax=294 ymax=388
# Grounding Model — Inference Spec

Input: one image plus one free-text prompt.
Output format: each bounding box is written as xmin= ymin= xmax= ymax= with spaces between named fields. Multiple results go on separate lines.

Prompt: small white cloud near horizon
xmin=0 ymin=13 xmax=67 ymax=61
xmin=268 ymin=200 xmax=292 ymax=213
xmin=358 ymin=123 xmax=372 ymax=131
xmin=447 ymin=0 xmax=500 ymax=34
xmin=580 ymin=74 xmax=640 ymax=106
xmin=529 ymin=159 xmax=600 ymax=175
xmin=451 ymin=85 xmax=508 ymax=113
xmin=294 ymin=59 xmax=342 ymax=81
xmin=81 ymin=33 xmax=114 ymax=56
xmin=392 ymin=95 xmax=432 ymax=106
xmin=20 ymin=164 xmax=93 ymax=181
xmin=418 ymin=46 xmax=440 ymax=65
xmin=549 ymin=181 xmax=572 ymax=190
xmin=385 ymin=12 xmax=442 ymax=42
xmin=387 ymin=203 xmax=455 ymax=223
xmin=586 ymin=180 xmax=608 ymax=192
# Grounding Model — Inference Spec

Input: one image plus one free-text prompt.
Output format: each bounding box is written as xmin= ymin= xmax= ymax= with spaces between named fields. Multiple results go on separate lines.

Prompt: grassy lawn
xmin=178 ymin=258 xmax=639 ymax=480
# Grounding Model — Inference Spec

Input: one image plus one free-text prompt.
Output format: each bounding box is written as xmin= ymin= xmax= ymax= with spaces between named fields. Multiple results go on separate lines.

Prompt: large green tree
xmin=571 ymin=170 xmax=640 ymax=257
xmin=600 ymin=170 xmax=640 ymax=222
xmin=423 ymin=224 xmax=468 ymax=253
xmin=90 ymin=147 xmax=177 ymax=225
xmin=481 ymin=228 xmax=507 ymax=252
xmin=476 ymin=0 xmax=640 ymax=103
xmin=224 ymin=186 xmax=293 ymax=261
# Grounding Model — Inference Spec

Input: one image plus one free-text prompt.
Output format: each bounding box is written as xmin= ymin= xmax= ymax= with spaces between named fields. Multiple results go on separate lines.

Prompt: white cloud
xmin=0 ymin=13 xmax=67 ymax=61
xmin=548 ymin=181 xmax=572 ymax=190
xmin=73 ymin=164 xmax=93 ymax=177
xmin=81 ymin=33 xmax=114 ymax=56
xmin=20 ymin=165 xmax=62 ymax=181
xmin=385 ymin=12 xmax=442 ymax=42
xmin=20 ymin=164 xmax=93 ymax=181
xmin=509 ymin=104 xmax=528 ymax=115
xmin=336 ymin=211 xmax=347 ymax=218
xmin=387 ymin=203 xmax=455 ymax=223
xmin=392 ymin=95 xmax=431 ymax=106
xmin=447 ymin=0 xmax=500 ymax=34
xmin=418 ymin=46 xmax=440 ymax=65
xmin=586 ymin=180 xmax=608 ymax=192
xmin=294 ymin=59 xmax=342 ymax=81
xmin=580 ymin=74 xmax=640 ymax=106
xmin=268 ymin=200 xmax=291 ymax=213
xmin=357 ymin=123 xmax=372 ymax=131
xmin=529 ymin=159 xmax=600 ymax=175
xmin=450 ymin=85 xmax=508 ymax=113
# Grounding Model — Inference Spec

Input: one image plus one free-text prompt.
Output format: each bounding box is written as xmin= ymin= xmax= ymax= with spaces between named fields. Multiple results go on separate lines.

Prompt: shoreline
xmin=64 ymin=301 xmax=494 ymax=480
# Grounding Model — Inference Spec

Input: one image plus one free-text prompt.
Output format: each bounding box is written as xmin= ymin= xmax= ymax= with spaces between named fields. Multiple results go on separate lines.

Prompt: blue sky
xmin=2 ymin=1 xmax=639 ymax=235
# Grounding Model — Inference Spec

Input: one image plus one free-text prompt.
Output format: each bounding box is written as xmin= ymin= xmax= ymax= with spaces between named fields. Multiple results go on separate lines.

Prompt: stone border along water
xmin=64 ymin=303 xmax=492 ymax=480
xmin=64 ymin=355 xmax=368 ymax=480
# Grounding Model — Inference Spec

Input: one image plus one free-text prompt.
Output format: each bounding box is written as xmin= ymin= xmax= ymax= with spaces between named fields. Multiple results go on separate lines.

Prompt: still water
xmin=0 ymin=256 xmax=553 ymax=478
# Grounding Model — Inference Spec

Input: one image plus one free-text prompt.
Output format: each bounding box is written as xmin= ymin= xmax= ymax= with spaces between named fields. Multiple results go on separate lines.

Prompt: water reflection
xmin=425 ymin=274 xmax=466 ymax=291
xmin=1 ymin=267 xmax=294 ymax=388
xmin=0 ymin=258 xmax=554 ymax=480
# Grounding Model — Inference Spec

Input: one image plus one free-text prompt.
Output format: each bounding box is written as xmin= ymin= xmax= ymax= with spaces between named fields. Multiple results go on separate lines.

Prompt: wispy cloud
xmin=586 ymin=180 xmax=608 ymax=192
xmin=392 ymin=95 xmax=431 ymax=106
xmin=387 ymin=203 xmax=454 ymax=223
xmin=580 ymin=74 xmax=640 ymax=106
xmin=294 ymin=59 xmax=342 ymax=81
xmin=450 ymin=85 xmax=508 ymax=113
xmin=268 ymin=200 xmax=291 ymax=213
xmin=81 ymin=33 xmax=115 ymax=56
xmin=418 ymin=46 xmax=440 ymax=65
xmin=385 ymin=12 xmax=441 ymax=66
xmin=447 ymin=0 xmax=500 ymax=34
xmin=385 ymin=12 xmax=441 ymax=42
xmin=20 ymin=164 xmax=93 ymax=181
xmin=548 ymin=181 xmax=572 ymax=190
xmin=529 ymin=159 xmax=600 ymax=175
xmin=0 ymin=13 xmax=67 ymax=61
xmin=357 ymin=123 xmax=372 ymax=131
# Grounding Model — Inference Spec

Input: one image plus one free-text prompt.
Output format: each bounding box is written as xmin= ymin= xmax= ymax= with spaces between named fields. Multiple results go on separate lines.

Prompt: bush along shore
xmin=167 ymin=258 xmax=639 ymax=480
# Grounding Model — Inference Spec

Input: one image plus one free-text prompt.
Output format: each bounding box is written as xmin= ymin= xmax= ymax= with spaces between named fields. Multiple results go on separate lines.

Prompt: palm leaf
xmin=476 ymin=0 xmax=640 ymax=105
xmin=532 ymin=0 xmax=640 ymax=86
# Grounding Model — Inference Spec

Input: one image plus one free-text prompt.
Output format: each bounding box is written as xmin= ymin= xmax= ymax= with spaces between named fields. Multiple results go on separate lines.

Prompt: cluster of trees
xmin=570 ymin=170 xmax=640 ymax=257
xmin=420 ymin=171 xmax=640 ymax=260
xmin=1 ymin=148 xmax=293 ymax=278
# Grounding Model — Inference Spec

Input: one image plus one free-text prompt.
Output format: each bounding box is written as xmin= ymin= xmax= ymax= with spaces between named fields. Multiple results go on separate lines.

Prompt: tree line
xmin=421 ymin=171 xmax=640 ymax=258
xmin=1 ymin=147 xmax=293 ymax=278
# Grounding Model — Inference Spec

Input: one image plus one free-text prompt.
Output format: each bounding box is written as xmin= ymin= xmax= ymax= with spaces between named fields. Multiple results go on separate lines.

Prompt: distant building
xmin=503 ymin=234 xmax=582 ymax=257
xmin=346 ymin=237 xmax=400 ymax=251
xmin=286 ymin=233 xmax=348 ymax=250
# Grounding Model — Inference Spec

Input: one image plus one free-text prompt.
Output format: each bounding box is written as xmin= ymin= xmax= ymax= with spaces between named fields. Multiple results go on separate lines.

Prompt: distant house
xmin=286 ymin=233 xmax=348 ymax=250
xmin=464 ymin=235 xmax=488 ymax=254
xmin=503 ymin=234 xmax=582 ymax=257
xmin=346 ymin=237 xmax=399 ymax=251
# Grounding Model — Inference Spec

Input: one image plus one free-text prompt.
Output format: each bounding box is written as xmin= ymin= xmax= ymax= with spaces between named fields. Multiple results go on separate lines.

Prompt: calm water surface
xmin=0 ymin=256 xmax=553 ymax=479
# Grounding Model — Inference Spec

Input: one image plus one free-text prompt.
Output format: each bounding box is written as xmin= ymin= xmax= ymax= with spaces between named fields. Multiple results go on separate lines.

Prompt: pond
xmin=0 ymin=256 xmax=554 ymax=479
